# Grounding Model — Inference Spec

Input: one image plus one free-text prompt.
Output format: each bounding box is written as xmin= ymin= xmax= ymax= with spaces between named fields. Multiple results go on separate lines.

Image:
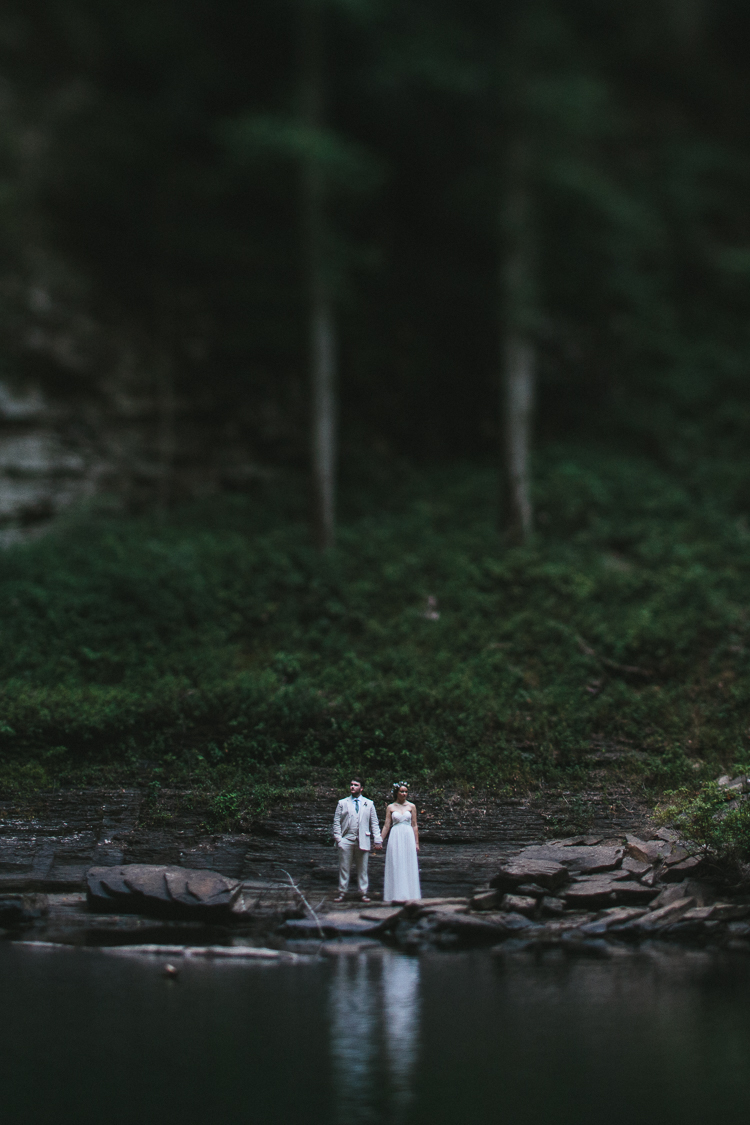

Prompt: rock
xmin=625 ymin=839 xmax=671 ymax=865
xmin=86 ymin=865 xmax=241 ymax=918
xmin=711 ymin=902 xmax=750 ymax=921
xmin=281 ymin=915 xmax=384 ymax=938
xmin=727 ymin=921 xmax=750 ymax=937
xmin=490 ymin=858 xmax=569 ymax=893
xmin=515 ymin=883 xmax=547 ymax=899
xmin=0 ymin=894 xmax=48 ymax=928
xmin=637 ymin=896 xmax=696 ymax=932
xmin=515 ymin=844 xmax=623 ymax=875
xmin=660 ymin=855 xmax=706 ymax=882
xmin=717 ymin=775 xmax=749 ymax=794
xmin=679 ymin=906 xmax=715 ymax=923
xmin=654 ymin=828 xmax=681 ymax=843
xmin=580 ymin=907 xmax=648 ymax=935
xmin=622 ymin=856 xmax=651 ymax=878
xmin=648 ymin=882 xmax=694 ymax=911
xmin=663 ymin=846 xmax=689 ymax=867
xmin=500 ymin=894 xmax=538 ymax=917
xmin=540 ymin=896 xmax=566 ymax=916
xmin=564 ymin=878 xmax=656 ymax=909
xmin=470 ymin=890 xmax=500 ymax=911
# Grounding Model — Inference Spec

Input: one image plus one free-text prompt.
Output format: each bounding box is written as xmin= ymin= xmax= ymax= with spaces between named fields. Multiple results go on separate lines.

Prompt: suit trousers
xmin=337 ymin=839 xmax=369 ymax=894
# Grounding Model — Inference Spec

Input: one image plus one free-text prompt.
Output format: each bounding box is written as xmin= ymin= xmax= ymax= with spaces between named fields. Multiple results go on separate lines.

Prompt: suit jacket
xmin=333 ymin=796 xmax=382 ymax=851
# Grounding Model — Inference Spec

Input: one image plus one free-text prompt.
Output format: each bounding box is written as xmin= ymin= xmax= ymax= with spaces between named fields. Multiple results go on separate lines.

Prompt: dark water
xmin=2 ymin=944 xmax=750 ymax=1125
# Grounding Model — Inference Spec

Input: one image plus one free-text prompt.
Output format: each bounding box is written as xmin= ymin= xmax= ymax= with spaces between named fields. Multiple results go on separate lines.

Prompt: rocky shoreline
xmin=2 ymin=827 xmax=749 ymax=961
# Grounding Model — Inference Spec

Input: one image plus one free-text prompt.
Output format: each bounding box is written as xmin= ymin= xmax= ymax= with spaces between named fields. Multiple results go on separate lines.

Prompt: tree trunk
xmin=500 ymin=139 xmax=535 ymax=542
xmin=301 ymin=0 xmax=336 ymax=551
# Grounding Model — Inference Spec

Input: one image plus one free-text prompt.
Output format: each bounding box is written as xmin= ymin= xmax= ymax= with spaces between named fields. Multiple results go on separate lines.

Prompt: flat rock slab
xmin=86 ymin=865 xmax=241 ymax=918
xmin=281 ymin=915 xmax=386 ymax=938
xmin=490 ymin=859 xmax=569 ymax=893
xmin=564 ymin=878 xmax=656 ymax=908
xmin=517 ymin=845 xmax=624 ymax=874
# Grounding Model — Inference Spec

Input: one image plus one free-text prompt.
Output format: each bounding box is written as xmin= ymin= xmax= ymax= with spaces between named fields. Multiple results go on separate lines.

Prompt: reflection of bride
xmin=381 ymin=783 xmax=421 ymax=903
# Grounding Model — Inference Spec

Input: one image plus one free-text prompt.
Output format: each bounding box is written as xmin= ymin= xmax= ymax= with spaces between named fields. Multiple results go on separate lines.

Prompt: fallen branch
xmin=279 ymin=867 xmax=326 ymax=939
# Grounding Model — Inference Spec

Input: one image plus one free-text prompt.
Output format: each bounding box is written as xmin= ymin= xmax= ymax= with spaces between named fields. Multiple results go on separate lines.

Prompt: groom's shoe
xmin=360 ymin=895 xmax=371 ymax=903
xmin=333 ymin=894 xmax=345 ymax=902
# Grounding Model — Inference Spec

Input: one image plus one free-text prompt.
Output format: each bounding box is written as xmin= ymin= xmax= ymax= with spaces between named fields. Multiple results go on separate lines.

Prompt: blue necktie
xmin=354 ymin=798 xmax=360 ymax=812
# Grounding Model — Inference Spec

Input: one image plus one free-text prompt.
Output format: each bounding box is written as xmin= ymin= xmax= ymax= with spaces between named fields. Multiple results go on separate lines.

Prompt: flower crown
xmin=391 ymin=780 xmax=408 ymax=790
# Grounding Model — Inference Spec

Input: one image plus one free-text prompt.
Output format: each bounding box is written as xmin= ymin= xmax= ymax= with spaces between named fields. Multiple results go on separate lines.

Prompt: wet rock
xmin=499 ymin=894 xmax=538 ymax=917
xmin=86 ymin=864 xmax=241 ymax=918
xmin=281 ymin=915 xmax=385 ymax=938
xmin=490 ymin=858 xmax=569 ymax=893
xmin=564 ymin=877 xmax=656 ymax=909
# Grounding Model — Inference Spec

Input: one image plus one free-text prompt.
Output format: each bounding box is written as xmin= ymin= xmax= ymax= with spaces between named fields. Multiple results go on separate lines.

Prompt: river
xmin=2 ymin=943 xmax=749 ymax=1124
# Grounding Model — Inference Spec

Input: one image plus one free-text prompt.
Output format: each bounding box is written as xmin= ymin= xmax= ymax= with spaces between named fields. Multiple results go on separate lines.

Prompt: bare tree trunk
xmin=500 ymin=139 xmax=535 ymax=542
xmin=301 ymin=0 xmax=336 ymax=551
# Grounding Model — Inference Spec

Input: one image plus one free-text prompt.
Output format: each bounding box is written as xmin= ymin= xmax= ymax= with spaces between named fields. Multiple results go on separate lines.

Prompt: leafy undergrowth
xmin=656 ymin=771 xmax=750 ymax=863
xmin=2 ymin=445 xmax=750 ymax=823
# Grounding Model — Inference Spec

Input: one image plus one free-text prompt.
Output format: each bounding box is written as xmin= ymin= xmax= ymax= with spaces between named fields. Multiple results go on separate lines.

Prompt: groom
xmin=332 ymin=776 xmax=382 ymax=903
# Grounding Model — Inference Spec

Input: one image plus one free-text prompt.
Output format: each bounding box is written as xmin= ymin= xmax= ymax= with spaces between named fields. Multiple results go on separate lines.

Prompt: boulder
xmin=86 ymin=865 xmax=241 ymax=918
xmin=490 ymin=858 xmax=569 ymax=893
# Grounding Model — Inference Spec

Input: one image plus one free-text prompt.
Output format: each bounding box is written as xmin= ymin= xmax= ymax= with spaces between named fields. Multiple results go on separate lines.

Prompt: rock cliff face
xmin=0 ymin=374 xmax=275 ymax=541
xmin=0 ymin=382 xmax=98 ymax=542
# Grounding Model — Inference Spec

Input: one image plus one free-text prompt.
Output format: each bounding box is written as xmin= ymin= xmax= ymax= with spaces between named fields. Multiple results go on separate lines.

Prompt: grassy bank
xmin=2 ymin=446 xmax=750 ymax=820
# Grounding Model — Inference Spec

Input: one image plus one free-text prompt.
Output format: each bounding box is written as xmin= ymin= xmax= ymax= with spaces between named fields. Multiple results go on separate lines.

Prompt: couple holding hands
xmin=332 ymin=777 xmax=421 ymax=903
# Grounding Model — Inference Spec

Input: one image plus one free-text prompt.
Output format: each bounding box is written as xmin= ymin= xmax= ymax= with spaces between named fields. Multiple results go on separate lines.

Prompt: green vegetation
xmin=2 ymin=447 xmax=749 ymax=821
xmin=656 ymin=778 xmax=750 ymax=864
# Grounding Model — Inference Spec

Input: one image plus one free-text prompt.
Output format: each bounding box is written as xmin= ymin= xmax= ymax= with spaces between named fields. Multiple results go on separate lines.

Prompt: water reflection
xmin=329 ymin=953 xmax=421 ymax=1124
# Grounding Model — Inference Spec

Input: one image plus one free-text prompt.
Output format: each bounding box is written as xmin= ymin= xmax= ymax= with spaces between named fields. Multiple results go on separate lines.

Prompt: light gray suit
xmin=333 ymin=795 xmax=382 ymax=895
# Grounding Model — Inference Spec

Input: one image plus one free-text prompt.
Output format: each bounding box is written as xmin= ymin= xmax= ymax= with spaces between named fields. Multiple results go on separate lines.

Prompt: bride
xmin=382 ymin=783 xmax=421 ymax=902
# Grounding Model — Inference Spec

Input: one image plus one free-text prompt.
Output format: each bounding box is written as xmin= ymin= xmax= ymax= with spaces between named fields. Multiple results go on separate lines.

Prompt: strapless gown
xmin=384 ymin=808 xmax=421 ymax=902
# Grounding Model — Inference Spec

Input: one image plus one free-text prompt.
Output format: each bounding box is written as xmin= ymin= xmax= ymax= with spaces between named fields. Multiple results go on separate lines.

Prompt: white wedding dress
xmin=384 ymin=807 xmax=421 ymax=902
